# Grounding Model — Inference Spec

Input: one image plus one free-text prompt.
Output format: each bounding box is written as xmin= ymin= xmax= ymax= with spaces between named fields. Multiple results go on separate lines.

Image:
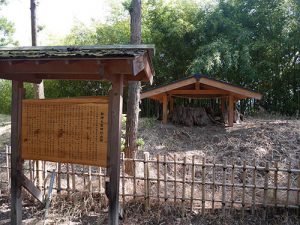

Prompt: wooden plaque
xmin=21 ymin=97 xmax=109 ymax=167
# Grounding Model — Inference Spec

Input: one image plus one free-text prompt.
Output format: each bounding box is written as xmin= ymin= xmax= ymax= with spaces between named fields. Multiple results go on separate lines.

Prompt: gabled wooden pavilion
xmin=141 ymin=74 xmax=262 ymax=126
xmin=0 ymin=45 xmax=155 ymax=225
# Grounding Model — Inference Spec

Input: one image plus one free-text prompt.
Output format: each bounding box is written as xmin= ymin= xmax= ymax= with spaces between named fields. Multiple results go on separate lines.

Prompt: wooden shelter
xmin=0 ymin=45 xmax=155 ymax=225
xmin=141 ymin=74 xmax=262 ymax=126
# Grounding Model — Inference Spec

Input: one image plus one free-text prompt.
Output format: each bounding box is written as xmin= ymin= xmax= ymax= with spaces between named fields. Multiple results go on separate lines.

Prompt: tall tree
xmin=124 ymin=0 xmax=142 ymax=174
xmin=30 ymin=0 xmax=45 ymax=99
xmin=30 ymin=0 xmax=44 ymax=188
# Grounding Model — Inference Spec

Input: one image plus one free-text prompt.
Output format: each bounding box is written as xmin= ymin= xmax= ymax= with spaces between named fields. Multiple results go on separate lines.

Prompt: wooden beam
xmin=228 ymin=95 xmax=234 ymax=127
xmin=162 ymin=94 xmax=168 ymax=124
xmin=21 ymin=174 xmax=43 ymax=204
xmin=167 ymin=90 xmax=228 ymax=95
xmin=0 ymin=59 xmax=134 ymax=79
xmin=0 ymin=73 xmax=42 ymax=84
xmin=106 ymin=75 xmax=123 ymax=225
xmin=11 ymin=80 xmax=24 ymax=225
xmin=200 ymin=77 xmax=262 ymax=100
xmin=141 ymin=77 xmax=196 ymax=99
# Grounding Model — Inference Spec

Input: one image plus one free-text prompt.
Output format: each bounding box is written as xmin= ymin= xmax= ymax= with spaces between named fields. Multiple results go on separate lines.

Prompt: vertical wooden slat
xmin=157 ymin=154 xmax=160 ymax=201
xmin=144 ymin=152 xmax=150 ymax=210
xmin=263 ymin=162 xmax=269 ymax=220
xmin=212 ymin=158 xmax=216 ymax=212
xmin=71 ymin=164 xmax=75 ymax=192
xmin=174 ymin=155 xmax=177 ymax=204
xmin=222 ymin=159 xmax=227 ymax=214
xmin=230 ymin=160 xmax=235 ymax=210
xmin=6 ymin=145 xmax=10 ymax=187
xmin=241 ymin=161 xmax=247 ymax=219
xmin=10 ymin=80 xmax=24 ymax=225
xmin=43 ymin=161 xmax=46 ymax=193
xmin=88 ymin=166 xmax=92 ymax=193
xmin=201 ymin=157 xmax=206 ymax=214
xmin=274 ymin=161 xmax=278 ymax=207
xmin=121 ymin=153 xmax=125 ymax=208
xmin=57 ymin=163 xmax=61 ymax=194
xmin=190 ymin=156 xmax=195 ymax=211
xmin=83 ymin=165 xmax=86 ymax=190
xmin=251 ymin=159 xmax=257 ymax=214
xmin=162 ymin=94 xmax=168 ymax=124
xmin=286 ymin=162 xmax=291 ymax=208
xmin=99 ymin=167 xmax=102 ymax=194
xmin=66 ymin=163 xmax=70 ymax=194
xmin=133 ymin=152 xmax=136 ymax=199
xmin=29 ymin=160 xmax=33 ymax=182
xmin=297 ymin=161 xmax=300 ymax=213
xmin=182 ymin=157 xmax=186 ymax=215
xmin=164 ymin=155 xmax=167 ymax=202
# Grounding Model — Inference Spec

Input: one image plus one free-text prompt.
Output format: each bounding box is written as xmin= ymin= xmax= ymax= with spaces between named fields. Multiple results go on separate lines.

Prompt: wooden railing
xmin=1 ymin=145 xmax=300 ymax=218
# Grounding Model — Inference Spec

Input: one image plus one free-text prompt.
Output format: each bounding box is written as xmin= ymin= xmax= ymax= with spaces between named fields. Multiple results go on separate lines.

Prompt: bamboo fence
xmin=1 ymin=145 xmax=300 ymax=216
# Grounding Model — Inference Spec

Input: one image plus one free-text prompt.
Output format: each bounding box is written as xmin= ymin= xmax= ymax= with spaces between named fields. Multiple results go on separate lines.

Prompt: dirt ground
xmin=0 ymin=114 xmax=300 ymax=224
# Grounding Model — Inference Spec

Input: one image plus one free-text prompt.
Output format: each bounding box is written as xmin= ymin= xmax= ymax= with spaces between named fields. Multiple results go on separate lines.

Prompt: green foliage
xmin=0 ymin=80 xmax=34 ymax=114
xmin=0 ymin=1 xmax=16 ymax=46
xmin=136 ymin=138 xmax=145 ymax=148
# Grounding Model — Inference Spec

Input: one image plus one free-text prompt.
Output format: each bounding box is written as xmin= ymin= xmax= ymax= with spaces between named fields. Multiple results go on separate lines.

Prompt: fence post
xmin=212 ymin=158 xmax=216 ymax=212
xmin=71 ymin=164 xmax=75 ymax=192
xmin=251 ymin=159 xmax=257 ymax=214
xmin=222 ymin=159 xmax=227 ymax=215
xmin=297 ymin=161 xmax=300 ymax=216
xmin=88 ymin=166 xmax=92 ymax=193
xmin=181 ymin=157 xmax=187 ymax=216
xmin=164 ymin=155 xmax=167 ymax=202
xmin=121 ymin=152 xmax=125 ymax=209
xmin=174 ymin=155 xmax=177 ymax=205
xmin=190 ymin=156 xmax=195 ymax=211
xmin=6 ymin=145 xmax=10 ymax=188
xmin=230 ymin=159 xmax=235 ymax=212
xmin=57 ymin=163 xmax=61 ymax=194
xmin=133 ymin=151 xmax=137 ymax=200
xmin=66 ymin=163 xmax=70 ymax=194
xmin=241 ymin=160 xmax=247 ymax=219
xmin=286 ymin=162 xmax=291 ymax=211
xmin=274 ymin=162 xmax=278 ymax=208
xmin=201 ymin=157 xmax=206 ymax=215
xmin=263 ymin=162 xmax=269 ymax=220
xmin=144 ymin=152 xmax=149 ymax=210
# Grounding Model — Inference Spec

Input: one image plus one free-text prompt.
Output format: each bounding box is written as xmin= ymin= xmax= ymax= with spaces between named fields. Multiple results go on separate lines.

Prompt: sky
xmin=1 ymin=0 xmax=216 ymax=46
xmin=1 ymin=0 xmax=115 ymax=46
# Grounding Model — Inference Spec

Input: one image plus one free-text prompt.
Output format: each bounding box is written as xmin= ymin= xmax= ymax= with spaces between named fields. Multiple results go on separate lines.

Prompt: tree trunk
xmin=30 ymin=0 xmax=44 ymax=188
xmin=125 ymin=0 xmax=142 ymax=175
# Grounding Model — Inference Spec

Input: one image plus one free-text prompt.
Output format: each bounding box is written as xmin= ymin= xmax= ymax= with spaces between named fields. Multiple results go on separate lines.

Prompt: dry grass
xmin=139 ymin=117 xmax=300 ymax=166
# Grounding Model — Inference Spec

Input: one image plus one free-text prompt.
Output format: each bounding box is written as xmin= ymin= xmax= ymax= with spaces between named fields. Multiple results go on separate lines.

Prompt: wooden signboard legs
xmin=11 ymin=80 xmax=24 ymax=225
xmin=106 ymin=75 xmax=124 ymax=225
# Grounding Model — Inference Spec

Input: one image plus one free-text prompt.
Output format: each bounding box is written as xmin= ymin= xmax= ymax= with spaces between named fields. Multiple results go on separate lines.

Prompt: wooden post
xmin=228 ymin=95 xmax=234 ymax=127
xmin=11 ymin=80 xmax=24 ymax=225
xmin=106 ymin=75 xmax=123 ymax=225
xmin=220 ymin=98 xmax=225 ymax=115
xmin=162 ymin=94 xmax=168 ymax=124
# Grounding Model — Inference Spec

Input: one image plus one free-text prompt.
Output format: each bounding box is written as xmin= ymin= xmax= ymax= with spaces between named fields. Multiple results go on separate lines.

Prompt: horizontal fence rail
xmin=1 ymin=145 xmax=300 ymax=218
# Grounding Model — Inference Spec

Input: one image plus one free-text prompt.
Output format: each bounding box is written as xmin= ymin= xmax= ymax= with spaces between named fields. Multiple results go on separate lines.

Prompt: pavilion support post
xmin=11 ymin=80 xmax=24 ymax=225
xmin=220 ymin=98 xmax=225 ymax=115
xmin=228 ymin=95 xmax=234 ymax=127
xmin=162 ymin=94 xmax=168 ymax=124
xmin=106 ymin=75 xmax=123 ymax=225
